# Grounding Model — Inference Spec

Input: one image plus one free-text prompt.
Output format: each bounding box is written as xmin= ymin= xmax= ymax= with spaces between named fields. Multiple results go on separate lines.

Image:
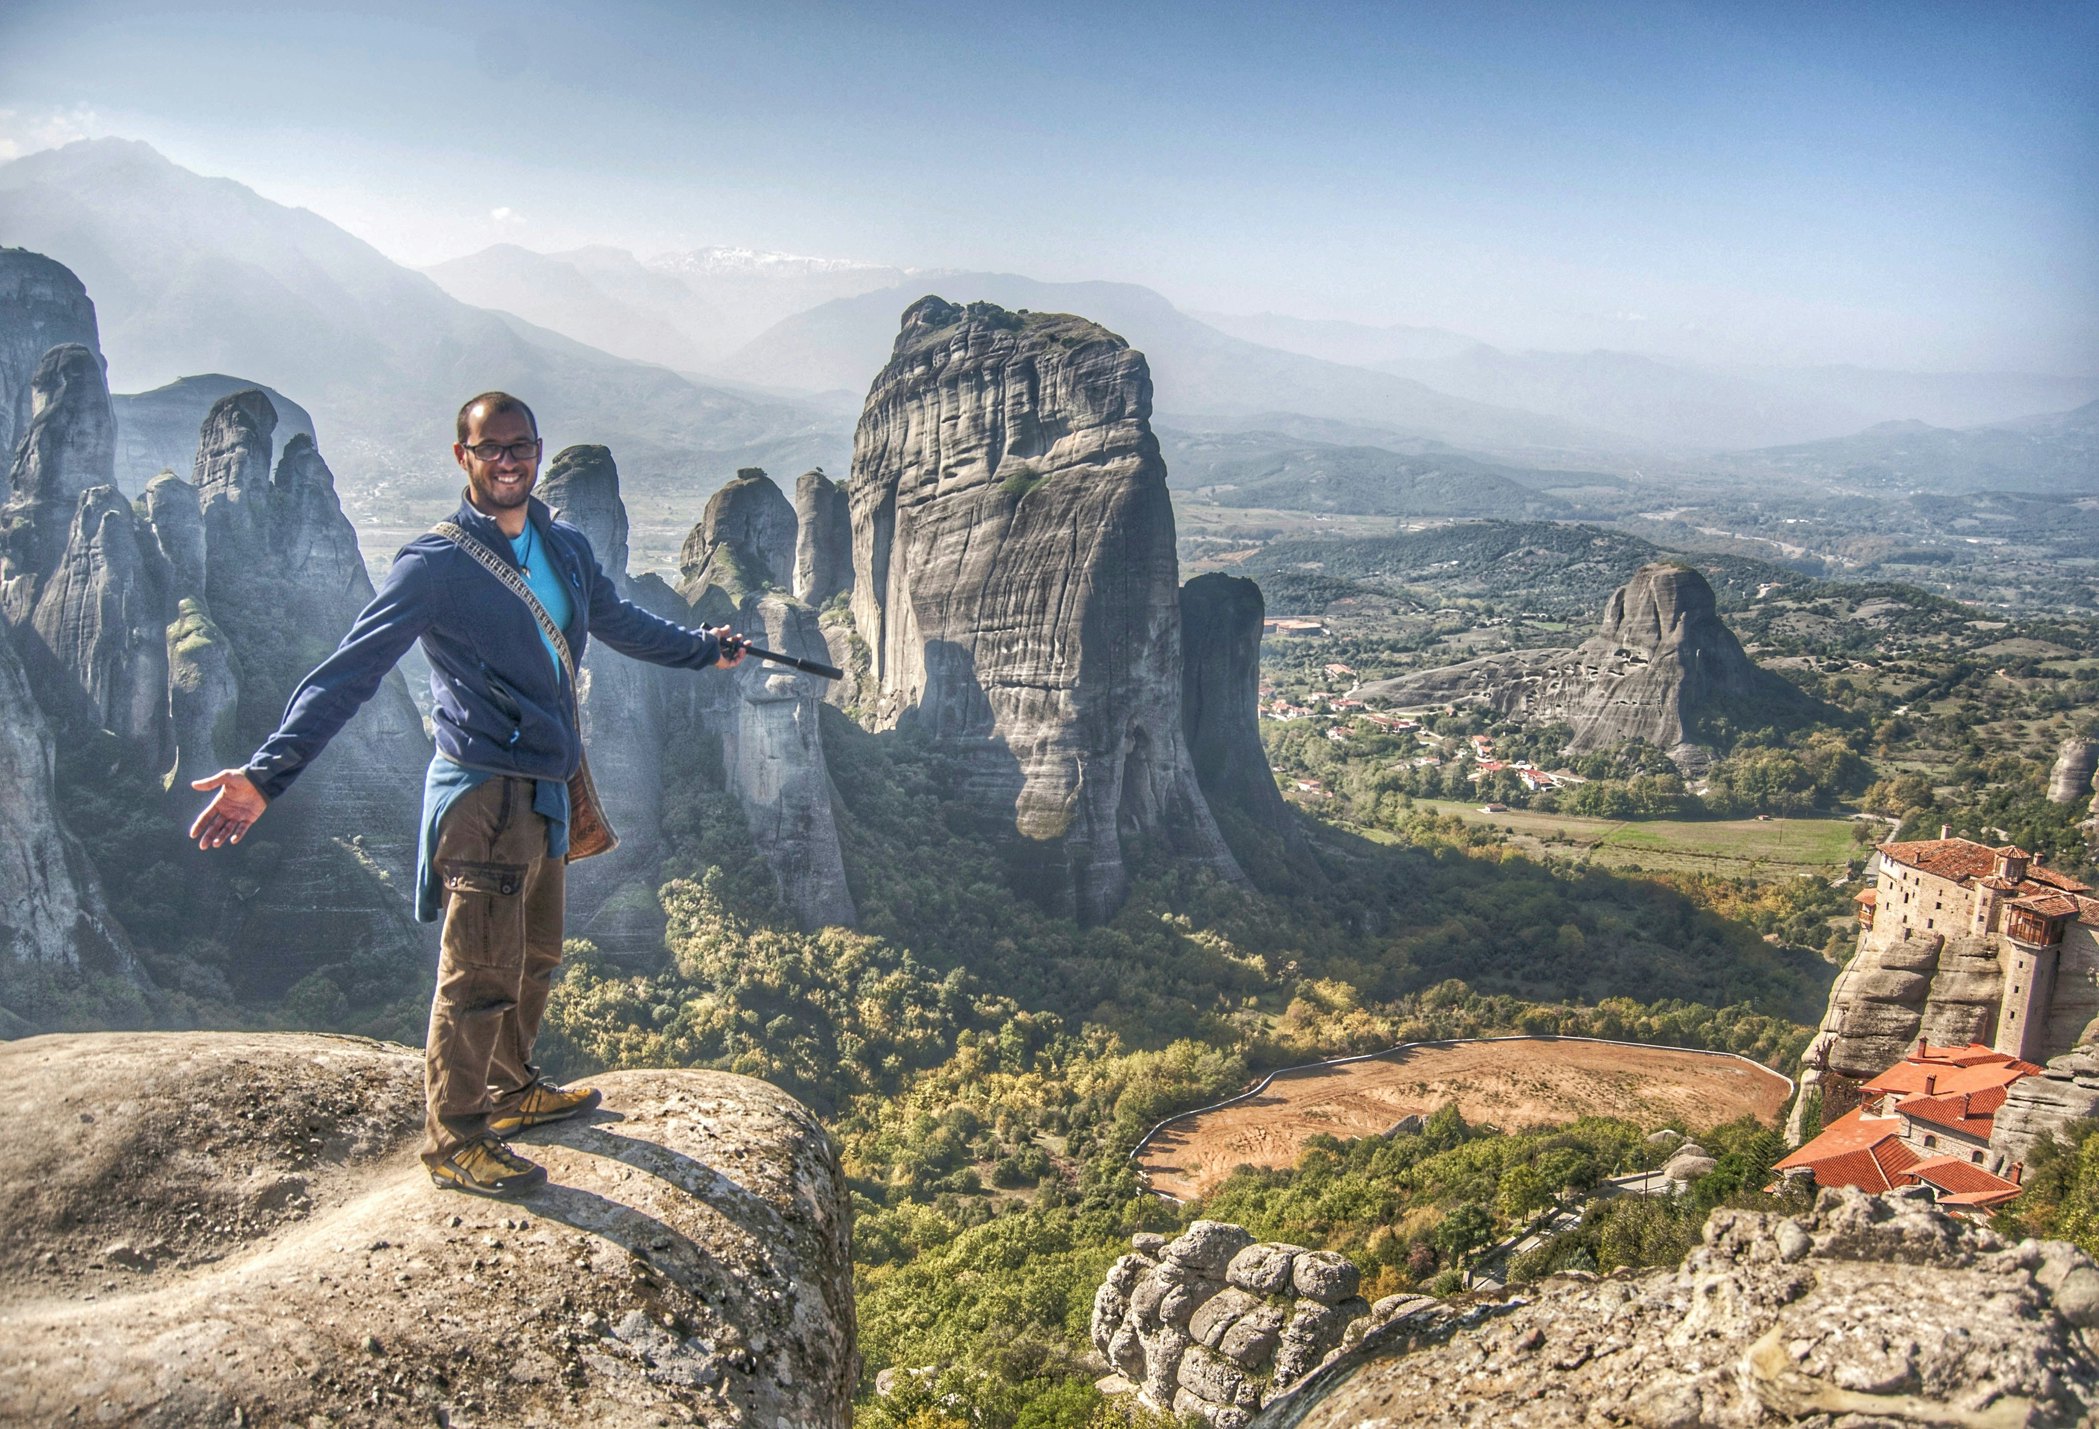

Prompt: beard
xmin=469 ymin=468 xmax=535 ymax=509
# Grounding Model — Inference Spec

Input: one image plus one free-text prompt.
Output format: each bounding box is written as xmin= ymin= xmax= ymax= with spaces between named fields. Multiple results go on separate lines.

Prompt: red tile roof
xmin=1900 ymin=1156 xmax=2023 ymax=1208
xmin=1864 ymin=1043 xmax=2040 ymax=1101
xmin=1774 ymin=1110 xmax=1919 ymax=1191
xmin=2010 ymin=892 xmax=2081 ymax=919
xmin=1893 ymin=1087 xmax=2005 ymax=1139
xmin=1878 ymin=837 xmax=2090 ymax=895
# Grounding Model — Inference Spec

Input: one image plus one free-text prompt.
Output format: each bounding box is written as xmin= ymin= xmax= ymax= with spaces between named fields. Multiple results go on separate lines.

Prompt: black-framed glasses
xmin=463 ymin=439 xmax=541 ymax=461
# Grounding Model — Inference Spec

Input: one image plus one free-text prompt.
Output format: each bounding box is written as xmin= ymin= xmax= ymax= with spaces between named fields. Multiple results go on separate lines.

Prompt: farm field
xmin=1406 ymin=799 xmax=1859 ymax=878
xmin=1137 ymin=1036 xmax=1793 ymax=1201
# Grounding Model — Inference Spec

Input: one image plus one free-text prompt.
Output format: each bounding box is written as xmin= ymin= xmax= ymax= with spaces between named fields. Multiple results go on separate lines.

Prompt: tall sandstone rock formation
xmin=186 ymin=389 xmax=431 ymax=993
xmin=0 ymin=621 xmax=139 ymax=1000
xmin=1357 ymin=562 xmax=1817 ymax=770
xmin=2048 ymin=736 xmax=2099 ymax=806
xmin=1179 ymin=573 xmax=1299 ymax=859
xmin=0 ymin=344 xmax=119 ymax=629
xmin=848 ymin=297 xmax=1240 ymax=920
xmin=679 ymin=466 xmax=797 ymax=612
xmin=540 ymin=444 xmax=675 ymax=958
xmin=792 ymin=467 xmax=852 ymax=606
xmin=0 ymin=249 xmax=99 ymax=460
xmin=678 ymin=466 xmax=855 ymax=931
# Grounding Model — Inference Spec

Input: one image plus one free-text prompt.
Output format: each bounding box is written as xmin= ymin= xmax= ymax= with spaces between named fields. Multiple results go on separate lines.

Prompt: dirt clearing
xmin=1137 ymin=1037 xmax=1791 ymax=1201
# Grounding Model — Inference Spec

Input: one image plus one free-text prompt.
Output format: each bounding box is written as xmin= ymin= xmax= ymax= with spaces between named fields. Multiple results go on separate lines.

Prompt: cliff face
xmin=679 ymin=467 xmax=797 ymax=608
xmin=540 ymin=444 xmax=673 ymax=959
xmin=1179 ymin=573 xmax=1297 ymax=854
xmin=27 ymin=485 xmax=173 ymax=762
xmin=724 ymin=595 xmax=857 ymax=930
xmin=1356 ymin=563 xmax=1816 ymax=769
xmin=1992 ymin=1043 xmax=2099 ymax=1167
xmin=0 ymin=623 xmax=137 ymax=993
xmin=792 ymin=468 xmax=852 ymax=606
xmin=0 ymin=1031 xmax=857 ymax=1428
xmin=2049 ymin=737 xmax=2099 ymax=806
xmin=848 ymin=296 xmax=1239 ymax=920
xmin=0 ymin=250 xmax=99 ymax=461
xmin=111 ymin=374 xmax=315 ymax=492
xmin=1252 ymin=1189 xmax=2099 ymax=1429
xmin=0 ymin=343 xmax=119 ymax=626
xmin=186 ymin=389 xmax=431 ymax=995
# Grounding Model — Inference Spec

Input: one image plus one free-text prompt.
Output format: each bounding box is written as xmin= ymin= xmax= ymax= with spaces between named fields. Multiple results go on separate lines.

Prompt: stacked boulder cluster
xmin=1091 ymin=1220 xmax=1406 ymax=1426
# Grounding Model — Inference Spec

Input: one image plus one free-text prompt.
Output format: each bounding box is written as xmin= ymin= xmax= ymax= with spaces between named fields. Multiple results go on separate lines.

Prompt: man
xmin=190 ymin=392 xmax=744 ymax=1197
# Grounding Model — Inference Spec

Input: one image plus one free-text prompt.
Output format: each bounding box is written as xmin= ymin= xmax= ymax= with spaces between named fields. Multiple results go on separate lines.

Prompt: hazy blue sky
xmin=2 ymin=0 xmax=2092 ymax=371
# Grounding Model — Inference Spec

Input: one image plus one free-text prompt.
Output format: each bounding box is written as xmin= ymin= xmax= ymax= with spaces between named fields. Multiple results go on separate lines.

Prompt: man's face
xmin=455 ymin=406 xmax=542 ymax=511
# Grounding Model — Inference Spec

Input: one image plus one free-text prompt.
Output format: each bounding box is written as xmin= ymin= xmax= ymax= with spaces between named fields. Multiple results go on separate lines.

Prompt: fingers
xmin=191 ymin=771 xmax=230 ymax=791
xmin=192 ymin=811 xmax=252 ymax=849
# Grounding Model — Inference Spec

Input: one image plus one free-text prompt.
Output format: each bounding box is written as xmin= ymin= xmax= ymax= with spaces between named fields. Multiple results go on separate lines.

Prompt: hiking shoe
xmin=429 ymin=1136 xmax=546 ymax=1198
xmin=489 ymin=1079 xmax=602 ymax=1136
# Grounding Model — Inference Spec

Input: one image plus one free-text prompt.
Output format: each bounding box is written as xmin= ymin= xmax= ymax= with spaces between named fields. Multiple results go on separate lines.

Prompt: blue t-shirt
xmin=511 ymin=523 xmax=573 ymax=674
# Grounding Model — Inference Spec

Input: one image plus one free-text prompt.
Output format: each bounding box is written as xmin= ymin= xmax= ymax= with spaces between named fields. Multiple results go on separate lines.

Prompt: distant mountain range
xmin=0 ymin=140 xmax=840 ymax=506
xmin=716 ymin=273 xmax=1636 ymax=459
xmin=1733 ymin=400 xmax=2099 ymax=497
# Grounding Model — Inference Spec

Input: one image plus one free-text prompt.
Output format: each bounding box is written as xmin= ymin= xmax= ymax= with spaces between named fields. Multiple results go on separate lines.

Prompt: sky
xmin=1 ymin=0 xmax=2093 ymax=372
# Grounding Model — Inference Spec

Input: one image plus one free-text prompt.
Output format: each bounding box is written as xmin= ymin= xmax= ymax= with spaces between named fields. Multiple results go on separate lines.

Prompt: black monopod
xmin=722 ymin=635 xmax=844 ymax=681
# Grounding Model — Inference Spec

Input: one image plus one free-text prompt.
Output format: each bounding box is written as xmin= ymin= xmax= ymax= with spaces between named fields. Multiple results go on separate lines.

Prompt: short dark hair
xmin=457 ymin=391 xmax=538 ymax=443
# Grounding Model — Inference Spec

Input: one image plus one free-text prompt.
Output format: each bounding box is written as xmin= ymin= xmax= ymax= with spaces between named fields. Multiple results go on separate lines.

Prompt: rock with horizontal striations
xmin=1255 ymin=1189 xmax=2099 ymax=1428
xmin=188 ymin=391 xmax=431 ymax=997
xmin=793 ymin=467 xmax=852 ymax=606
xmin=1991 ymin=1043 xmax=2099 ymax=1168
xmin=1356 ymin=562 xmax=1818 ymax=772
xmin=680 ymin=467 xmax=796 ymax=607
xmin=0 ymin=250 xmax=99 ymax=461
xmin=0 ymin=622 xmax=138 ymax=995
xmin=848 ymin=296 xmax=1240 ymax=920
xmin=164 ymin=594 xmax=241 ymax=789
xmin=540 ymin=444 xmax=675 ymax=959
xmin=2048 ymin=736 xmax=2099 ymax=806
xmin=0 ymin=1031 xmax=856 ymax=1427
xmin=723 ymin=593 xmax=856 ymax=930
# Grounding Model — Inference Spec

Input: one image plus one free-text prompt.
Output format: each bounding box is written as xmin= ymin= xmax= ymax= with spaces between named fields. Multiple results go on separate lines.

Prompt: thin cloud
xmin=0 ymin=105 xmax=104 ymax=161
xmin=490 ymin=206 xmax=526 ymax=225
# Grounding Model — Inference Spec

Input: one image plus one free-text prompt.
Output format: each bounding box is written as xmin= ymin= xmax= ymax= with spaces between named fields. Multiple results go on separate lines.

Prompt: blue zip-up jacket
xmin=241 ymin=492 xmax=721 ymax=800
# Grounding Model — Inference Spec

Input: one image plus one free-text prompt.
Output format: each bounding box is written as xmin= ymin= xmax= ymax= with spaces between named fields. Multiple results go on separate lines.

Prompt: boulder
xmin=847 ymin=295 xmax=1240 ymax=921
xmin=1164 ymin=1220 xmax=1257 ymax=1276
xmin=0 ymin=1031 xmax=857 ymax=1428
xmin=1254 ymin=1189 xmax=2099 ymax=1428
xmin=1290 ymin=1249 xmax=1361 ymax=1304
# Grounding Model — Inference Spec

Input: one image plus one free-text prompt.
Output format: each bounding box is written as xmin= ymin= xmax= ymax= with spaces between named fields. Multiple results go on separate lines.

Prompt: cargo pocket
xmin=437 ymin=859 xmax=528 ymax=970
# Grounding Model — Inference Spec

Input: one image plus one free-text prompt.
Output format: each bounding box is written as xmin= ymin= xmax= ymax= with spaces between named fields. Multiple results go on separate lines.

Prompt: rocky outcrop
xmin=26 ymin=485 xmax=173 ymax=762
xmin=1252 ymin=1188 xmax=2099 ymax=1429
xmin=848 ymin=296 xmax=1240 ymax=920
xmin=187 ymin=389 xmax=431 ymax=995
xmin=0 ymin=250 xmax=99 ymax=460
xmin=792 ymin=468 xmax=852 ymax=606
xmin=1180 ymin=573 xmax=1297 ymax=852
xmin=680 ymin=467 xmax=796 ymax=607
xmin=1094 ymin=1223 xmax=1375 ymax=1428
xmin=2050 ymin=737 xmax=2099 ymax=806
xmin=111 ymin=374 xmax=314 ymax=492
xmin=1790 ymin=930 xmax=2005 ymax=1137
xmin=0 ymin=623 xmax=138 ymax=996
xmin=724 ymin=595 xmax=856 ymax=930
xmin=541 ymin=444 xmax=674 ymax=959
xmin=1357 ymin=563 xmax=1818 ymax=770
xmin=0 ymin=1031 xmax=857 ymax=1428
xmin=0 ymin=343 xmax=118 ymax=626
xmin=1992 ymin=1043 xmax=2099 ymax=1169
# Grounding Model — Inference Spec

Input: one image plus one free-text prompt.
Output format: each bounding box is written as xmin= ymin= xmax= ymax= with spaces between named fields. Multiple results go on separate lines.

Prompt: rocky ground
xmin=1252 ymin=1186 xmax=2099 ymax=1428
xmin=0 ymin=1032 xmax=855 ymax=1427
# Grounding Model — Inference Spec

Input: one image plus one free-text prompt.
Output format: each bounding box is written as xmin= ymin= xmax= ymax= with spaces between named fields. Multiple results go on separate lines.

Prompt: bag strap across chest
xmin=430 ymin=521 xmax=578 ymax=707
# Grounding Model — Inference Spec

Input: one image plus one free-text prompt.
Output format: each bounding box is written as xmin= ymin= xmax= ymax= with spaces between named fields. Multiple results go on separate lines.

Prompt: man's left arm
xmin=581 ymin=550 xmax=735 ymax=670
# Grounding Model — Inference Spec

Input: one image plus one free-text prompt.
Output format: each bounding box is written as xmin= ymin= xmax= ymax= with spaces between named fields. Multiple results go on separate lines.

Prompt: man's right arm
xmin=238 ymin=546 xmax=440 ymax=800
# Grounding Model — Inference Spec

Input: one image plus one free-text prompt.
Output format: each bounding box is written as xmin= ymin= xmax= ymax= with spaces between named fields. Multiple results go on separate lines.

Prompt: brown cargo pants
xmin=421 ymin=775 xmax=565 ymax=1165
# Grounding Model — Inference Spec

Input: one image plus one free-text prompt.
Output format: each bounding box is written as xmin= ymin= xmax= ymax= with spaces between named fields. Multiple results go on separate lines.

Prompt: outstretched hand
xmin=711 ymin=626 xmax=748 ymax=668
xmin=189 ymin=769 xmax=269 ymax=849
